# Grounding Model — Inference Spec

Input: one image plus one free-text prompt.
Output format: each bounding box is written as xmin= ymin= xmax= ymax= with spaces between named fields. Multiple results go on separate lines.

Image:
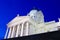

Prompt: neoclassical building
xmin=4 ymin=9 xmax=60 ymax=39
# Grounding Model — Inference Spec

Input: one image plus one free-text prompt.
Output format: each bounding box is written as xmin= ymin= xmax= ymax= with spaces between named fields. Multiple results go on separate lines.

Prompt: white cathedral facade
xmin=4 ymin=9 xmax=60 ymax=39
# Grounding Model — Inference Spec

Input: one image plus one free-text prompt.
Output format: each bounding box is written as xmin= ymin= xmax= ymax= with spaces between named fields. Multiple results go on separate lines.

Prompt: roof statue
xmin=27 ymin=10 xmax=44 ymax=24
xmin=17 ymin=14 xmax=20 ymax=17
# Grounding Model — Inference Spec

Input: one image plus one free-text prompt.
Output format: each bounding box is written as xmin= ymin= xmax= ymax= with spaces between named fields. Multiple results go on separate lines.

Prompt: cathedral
xmin=4 ymin=9 xmax=60 ymax=39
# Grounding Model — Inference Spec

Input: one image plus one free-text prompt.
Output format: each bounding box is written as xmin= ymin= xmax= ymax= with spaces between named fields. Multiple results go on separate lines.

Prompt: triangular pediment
xmin=7 ymin=16 xmax=31 ymax=26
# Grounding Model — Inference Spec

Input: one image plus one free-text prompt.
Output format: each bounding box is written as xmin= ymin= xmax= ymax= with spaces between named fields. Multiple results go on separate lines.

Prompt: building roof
xmin=7 ymin=9 xmax=44 ymax=27
xmin=7 ymin=15 xmax=32 ymax=27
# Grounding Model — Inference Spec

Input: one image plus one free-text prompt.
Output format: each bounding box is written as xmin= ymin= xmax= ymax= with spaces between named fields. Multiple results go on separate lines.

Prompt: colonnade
xmin=4 ymin=22 xmax=29 ymax=39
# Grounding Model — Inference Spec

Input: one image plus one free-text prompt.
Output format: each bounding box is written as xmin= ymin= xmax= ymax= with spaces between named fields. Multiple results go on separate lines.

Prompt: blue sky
xmin=0 ymin=0 xmax=59 ymax=39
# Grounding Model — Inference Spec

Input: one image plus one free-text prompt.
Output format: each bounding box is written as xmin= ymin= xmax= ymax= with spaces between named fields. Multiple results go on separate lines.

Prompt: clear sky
xmin=0 ymin=0 xmax=59 ymax=39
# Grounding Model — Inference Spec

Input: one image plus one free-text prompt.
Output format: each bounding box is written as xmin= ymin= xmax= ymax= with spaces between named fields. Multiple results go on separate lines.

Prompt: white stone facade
xmin=4 ymin=10 xmax=60 ymax=39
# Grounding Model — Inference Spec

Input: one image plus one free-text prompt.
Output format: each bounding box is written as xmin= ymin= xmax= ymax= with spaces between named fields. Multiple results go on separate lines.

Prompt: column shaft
xmin=11 ymin=26 xmax=16 ymax=38
xmin=8 ymin=27 xmax=12 ymax=38
xmin=20 ymin=23 xmax=24 ymax=36
xmin=4 ymin=27 xmax=9 ymax=39
xmin=16 ymin=24 xmax=20 ymax=37
xmin=25 ymin=22 xmax=29 ymax=35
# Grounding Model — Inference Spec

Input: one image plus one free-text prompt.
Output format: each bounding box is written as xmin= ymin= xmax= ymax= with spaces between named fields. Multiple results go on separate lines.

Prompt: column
xmin=4 ymin=27 xmax=9 ymax=39
xmin=16 ymin=24 xmax=20 ymax=37
xmin=8 ymin=27 xmax=12 ymax=38
xmin=20 ymin=23 xmax=24 ymax=36
xmin=25 ymin=22 xmax=29 ymax=35
xmin=11 ymin=26 xmax=16 ymax=38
